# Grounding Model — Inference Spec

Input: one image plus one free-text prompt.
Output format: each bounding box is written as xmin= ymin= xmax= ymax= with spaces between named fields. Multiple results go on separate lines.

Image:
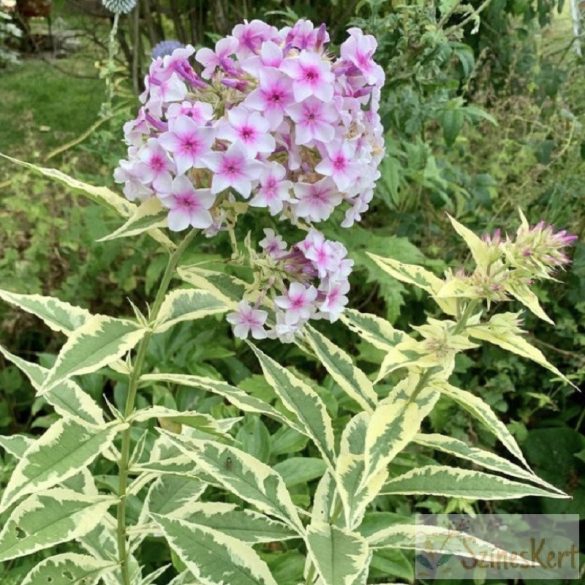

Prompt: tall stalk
xmin=116 ymin=231 xmax=196 ymax=585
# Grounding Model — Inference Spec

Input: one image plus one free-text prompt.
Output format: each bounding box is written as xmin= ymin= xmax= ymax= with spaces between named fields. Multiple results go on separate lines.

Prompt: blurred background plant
xmin=0 ymin=0 xmax=584 ymax=581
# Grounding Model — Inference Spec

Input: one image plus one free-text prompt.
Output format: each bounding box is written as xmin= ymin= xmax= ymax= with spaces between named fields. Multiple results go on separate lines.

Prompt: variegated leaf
xmin=0 ymin=489 xmax=116 ymax=562
xmin=381 ymin=466 xmax=569 ymax=499
xmin=41 ymin=315 xmax=147 ymax=392
xmin=168 ymin=572 xmax=202 ymax=585
xmin=79 ymin=514 xmax=141 ymax=585
xmin=467 ymin=312 xmax=576 ymax=388
xmin=306 ymin=522 xmax=369 ymax=585
xmin=98 ymin=196 xmax=168 ymax=242
xmin=413 ymin=433 xmax=565 ymax=495
xmin=340 ymin=308 xmax=405 ymax=352
xmin=249 ymin=344 xmax=336 ymax=466
xmin=177 ymin=266 xmax=248 ymax=307
xmin=447 ymin=214 xmax=492 ymax=268
xmin=181 ymin=502 xmax=298 ymax=544
xmin=303 ymin=325 xmax=377 ymax=412
xmin=142 ymin=474 xmax=206 ymax=520
xmin=335 ymin=412 xmax=385 ymax=529
xmin=0 ymin=288 xmax=91 ymax=334
xmin=0 ymin=419 xmax=124 ymax=511
xmin=130 ymin=406 xmax=225 ymax=437
xmin=363 ymin=375 xmax=440 ymax=488
xmin=142 ymin=373 xmax=302 ymax=433
xmin=21 ymin=553 xmax=116 ymax=585
xmin=0 ymin=434 xmax=34 ymax=458
xmin=139 ymin=565 xmax=171 ymax=585
xmin=162 ymin=432 xmax=304 ymax=533
xmin=0 ymin=153 xmax=174 ymax=249
xmin=153 ymin=288 xmax=227 ymax=333
xmin=367 ymin=523 xmax=536 ymax=566
xmin=0 ymin=343 xmax=104 ymax=425
xmin=367 ymin=253 xmax=457 ymax=316
xmin=153 ymin=515 xmax=278 ymax=585
xmin=506 ymin=281 xmax=554 ymax=324
xmin=435 ymin=380 xmax=529 ymax=467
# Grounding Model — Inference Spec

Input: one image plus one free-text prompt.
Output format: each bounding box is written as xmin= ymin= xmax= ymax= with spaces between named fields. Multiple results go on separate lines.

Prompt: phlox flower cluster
xmin=227 ymin=229 xmax=353 ymax=342
xmin=114 ymin=18 xmax=385 ymax=233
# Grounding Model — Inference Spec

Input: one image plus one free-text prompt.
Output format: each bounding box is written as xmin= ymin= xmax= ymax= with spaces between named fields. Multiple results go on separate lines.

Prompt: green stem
xmin=116 ymin=230 xmax=196 ymax=585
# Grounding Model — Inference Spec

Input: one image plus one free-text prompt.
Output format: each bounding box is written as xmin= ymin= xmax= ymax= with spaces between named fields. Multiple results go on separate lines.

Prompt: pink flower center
xmin=182 ymin=136 xmax=201 ymax=154
xmin=289 ymin=294 xmax=306 ymax=309
xmin=222 ymin=157 xmax=243 ymax=178
xmin=239 ymin=126 xmax=255 ymax=141
xmin=176 ymin=194 xmax=199 ymax=211
xmin=303 ymin=66 xmax=319 ymax=83
xmin=333 ymin=155 xmax=347 ymax=171
xmin=150 ymin=154 xmax=166 ymax=173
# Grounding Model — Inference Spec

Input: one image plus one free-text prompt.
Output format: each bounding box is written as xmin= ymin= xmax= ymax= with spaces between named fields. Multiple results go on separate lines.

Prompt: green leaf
xmin=273 ymin=457 xmax=327 ymax=487
xmin=0 ymin=419 xmax=124 ymax=511
xmin=98 ymin=196 xmax=168 ymax=242
xmin=0 ymin=153 xmax=174 ymax=249
xmin=141 ymin=373 xmax=299 ymax=431
xmin=0 ymin=489 xmax=116 ymax=562
xmin=303 ymin=325 xmax=378 ymax=412
xmin=248 ymin=344 xmax=336 ymax=466
xmin=441 ymin=109 xmax=464 ymax=146
xmin=153 ymin=514 xmax=278 ymax=585
xmin=177 ymin=266 xmax=248 ymax=307
xmin=368 ymin=524 xmax=535 ymax=566
xmin=413 ymin=433 xmax=565 ymax=495
xmin=0 ymin=343 xmax=104 ymax=426
xmin=21 ymin=553 xmax=116 ymax=585
xmin=154 ymin=288 xmax=227 ymax=333
xmin=306 ymin=522 xmax=369 ymax=585
xmin=41 ymin=316 xmax=147 ymax=392
xmin=162 ymin=432 xmax=304 ymax=533
xmin=340 ymin=308 xmax=405 ymax=352
xmin=435 ymin=380 xmax=530 ymax=467
xmin=381 ymin=466 xmax=569 ymax=499
xmin=0 ymin=289 xmax=91 ymax=334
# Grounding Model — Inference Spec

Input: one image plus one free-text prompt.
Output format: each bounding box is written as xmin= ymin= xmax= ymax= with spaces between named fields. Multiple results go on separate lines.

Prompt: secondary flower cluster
xmin=227 ymin=229 xmax=353 ymax=341
xmin=114 ymin=19 xmax=385 ymax=233
xmin=445 ymin=216 xmax=577 ymax=305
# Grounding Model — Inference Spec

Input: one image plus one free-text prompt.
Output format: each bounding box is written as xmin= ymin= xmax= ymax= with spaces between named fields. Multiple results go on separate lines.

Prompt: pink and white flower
xmin=259 ymin=228 xmax=287 ymax=258
xmin=227 ymin=301 xmax=268 ymax=339
xmin=250 ymin=162 xmax=291 ymax=214
xmin=159 ymin=116 xmax=215 ymax=175
xmin=286 ymin=97 xmax=337 ymax=145
xmin=316 ymin=142 xmax=358 ymax=191
xmin=293 ymin=178 xmax=342 ymax=222
xmin=195 ymin=36 xmax=239 ymax=79
xmin=203 ymin=142 xmax=263 ymax=198
xmin=244 ymin=69 xmax=294 ymax=130
xmin=275 ymin=282 xmax=318 ymax=324
xmin=160 ymin=175 xmax=215 ymax=231
xmin=216 ymin=107 xmax=275 ymax=155
xmin=280 ymin=51 xmax=334 ymax=102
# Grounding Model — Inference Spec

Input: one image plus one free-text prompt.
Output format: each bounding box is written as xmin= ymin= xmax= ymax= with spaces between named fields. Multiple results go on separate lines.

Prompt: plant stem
xmin=116 ymin=230 xmax=196 ymax=585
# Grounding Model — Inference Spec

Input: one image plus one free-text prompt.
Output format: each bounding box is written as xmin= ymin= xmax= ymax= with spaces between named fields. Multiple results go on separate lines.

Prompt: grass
xmin=0 ymin=56 xmax=105 ymax=156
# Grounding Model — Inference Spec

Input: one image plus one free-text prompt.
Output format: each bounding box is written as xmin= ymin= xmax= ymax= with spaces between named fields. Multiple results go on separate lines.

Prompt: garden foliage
xmin=0 ymin=2 xmax=583 ymax=585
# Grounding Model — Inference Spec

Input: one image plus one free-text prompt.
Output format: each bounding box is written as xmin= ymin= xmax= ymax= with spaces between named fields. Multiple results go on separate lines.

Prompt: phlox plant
xmin=0 ymin=18 xmax=578 ymax=585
